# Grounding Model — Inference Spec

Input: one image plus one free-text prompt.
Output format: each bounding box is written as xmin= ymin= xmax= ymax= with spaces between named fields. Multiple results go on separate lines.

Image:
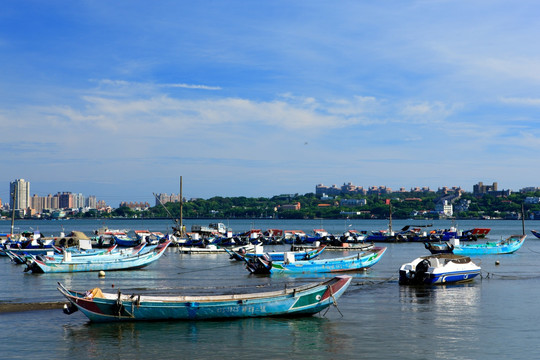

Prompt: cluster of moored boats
xmin=0 ymin=222 xmax=530 ymax=322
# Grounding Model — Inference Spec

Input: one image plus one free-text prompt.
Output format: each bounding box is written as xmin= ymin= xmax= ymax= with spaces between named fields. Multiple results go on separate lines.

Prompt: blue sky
xmin=2 ymin=1 xmax=539 ymax=206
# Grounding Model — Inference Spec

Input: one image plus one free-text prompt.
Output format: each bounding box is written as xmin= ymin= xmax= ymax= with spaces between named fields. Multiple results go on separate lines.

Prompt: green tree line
xmin=9 ymin=190 xmax=540 ymax=220
xmin=111 ymin=191 xmax=540 ymax=220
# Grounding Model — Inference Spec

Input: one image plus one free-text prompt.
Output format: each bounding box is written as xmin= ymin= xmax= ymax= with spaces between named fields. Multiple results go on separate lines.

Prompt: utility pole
xmin=180 ymin=176 xmax=184 ymax=236
xmin=522 ymin=203 xmax=525 ymax=235
xmin=389 ymin=200 xmax=393 ymax=234
xmin=10 ymin=183 xmax=16 ymax=235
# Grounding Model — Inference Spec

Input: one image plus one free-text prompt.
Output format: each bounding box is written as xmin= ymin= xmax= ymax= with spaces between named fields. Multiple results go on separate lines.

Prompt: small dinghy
xmin=399 ymin=253 xmax=481 ymax=285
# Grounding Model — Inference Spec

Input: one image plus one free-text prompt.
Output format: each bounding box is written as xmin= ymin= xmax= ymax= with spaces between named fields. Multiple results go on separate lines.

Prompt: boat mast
xmin=388 ymin=200 xmax=393 ymax=234
xmin=10 ymin=183 xmax=16 ymax=235
xmin=522 ymin=203 xmax=525 ymax=235
xmin=180 ymin=176 xmax=184 ymax=236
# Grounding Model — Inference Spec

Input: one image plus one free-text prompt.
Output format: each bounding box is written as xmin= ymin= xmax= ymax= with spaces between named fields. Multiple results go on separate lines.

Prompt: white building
xmin=435 ymin=200 xmax=453 ymax=217
xmin=73 ymin=193 xmax=85 ymax=208
xmin=86 ymin=195 xmax=97 ymax=208
xmin=10 ymin=179 xmax=30 ymax=210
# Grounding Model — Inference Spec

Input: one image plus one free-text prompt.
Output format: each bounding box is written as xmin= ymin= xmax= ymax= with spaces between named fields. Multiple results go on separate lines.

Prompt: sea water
xmin=1 ymin=218 xmax=539 ymax=359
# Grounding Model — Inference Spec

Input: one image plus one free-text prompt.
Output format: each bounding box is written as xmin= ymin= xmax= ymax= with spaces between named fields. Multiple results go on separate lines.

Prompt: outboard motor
xmin=63 ymin=303 xmax=79 ymax=315
xmin=415 ymin=259 xmax=431 ymax=282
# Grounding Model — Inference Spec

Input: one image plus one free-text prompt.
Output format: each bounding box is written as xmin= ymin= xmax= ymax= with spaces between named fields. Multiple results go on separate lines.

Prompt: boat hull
xmin=268 ymin=247 xmax=386 ymax=274
xmin=399 ymin=269 xmax=481 ymax=285
xmin=230 ymin=246 xmax=326 ymax=262
xmin=58 ymin=275 xmax=352 ymax=322
xmin=399 ymin=254 xmax=481 ymax=285
xmin=26 ymin=241 xmax=171 ymax=273
xmin=426 ymin=270 xmax=480 ymax=284
xmin=452 ymin=235 xmax=526 ymax=255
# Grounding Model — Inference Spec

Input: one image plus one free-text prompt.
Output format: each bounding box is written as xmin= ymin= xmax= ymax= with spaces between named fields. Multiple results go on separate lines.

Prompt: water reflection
xmin=61 ymin=316 xmax=350 ymax=359
xmin=397 ymin=283 xmax=481 ymax=350
xmin=399 ymin=282 xmax=480 ymax=309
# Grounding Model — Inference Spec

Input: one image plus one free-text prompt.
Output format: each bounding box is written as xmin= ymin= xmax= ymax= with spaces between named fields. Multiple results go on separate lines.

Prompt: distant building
xmin=280 ymin=202 xmax=301 ymax=211
xmin=316 ymin=183 xmax=366 ymax=196
xmin=58 ymin=192 xmax=74 ymax=209
xmin=10 ymin=179 xmax=30 ymax=210
xmin=155 ymin=193 xmax=181 ymax=206
xmin=410 ymin=187 xmax=434 ymax=193
xmin=73 ymin=193 xmax=85 ymax=208
xmin=30 ymin=194 xmax=44 ymax=213
xmin=454 ymin=199 xmax=471 ymax=212
xmin=521 ymin=187 xmax=540 ymax=193
xmin=367 ymin=186 xmax=392 ymax=194
xmin=340 ymin=199 xmax=367 ymax=207
xmin=119 ymin=201 xmax=150 ymax=210
xmin=86 ymin=195 xmax=97 ymax=208
xmin=473 ymin=182 xmax=511 ymax=197
xmin=473 ymin=182 xmax=497 ymax=194
xmin=317 ymin=203 xmax=332 ymax=207
xmin=435 ymin=200 xmax=453 ymax=217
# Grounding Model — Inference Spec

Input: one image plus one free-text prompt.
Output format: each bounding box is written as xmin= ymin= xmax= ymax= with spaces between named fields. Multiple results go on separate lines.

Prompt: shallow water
xmin=1 ymin=218 xmax=539 ymax=359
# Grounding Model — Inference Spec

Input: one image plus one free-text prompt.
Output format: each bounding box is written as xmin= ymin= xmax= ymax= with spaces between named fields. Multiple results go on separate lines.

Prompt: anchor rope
xmin=351 ymin=275 xmax=397 ymax=286
xmin=480 ymin=271 xmax=539 ymax=280
xmin=322 ymin=284 xmax=343 ymax=317
xmin=176 ymin=263 xmax=237 ymax=275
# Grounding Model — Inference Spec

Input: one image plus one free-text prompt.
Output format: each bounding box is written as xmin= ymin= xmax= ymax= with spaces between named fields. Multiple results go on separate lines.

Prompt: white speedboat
xmin=399 ymin=253 xmax=481 ymax=285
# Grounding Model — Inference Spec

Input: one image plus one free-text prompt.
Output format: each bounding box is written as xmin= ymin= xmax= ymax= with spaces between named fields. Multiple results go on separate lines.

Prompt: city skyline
xmin=2 ymin=2 xmax=540 ymax=205
xmin=3 ymin=178 xmax=536 ymax=211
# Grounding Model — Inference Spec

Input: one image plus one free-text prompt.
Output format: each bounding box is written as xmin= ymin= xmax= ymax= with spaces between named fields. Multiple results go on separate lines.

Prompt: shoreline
xmin=0 ymin=301 xmax=65 ymax=313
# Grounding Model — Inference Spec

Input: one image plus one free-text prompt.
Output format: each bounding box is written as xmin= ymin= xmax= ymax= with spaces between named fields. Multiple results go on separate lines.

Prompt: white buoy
xmin=495 ymin=260 xmax=500 ymax=266
xmin=98 ymin=270 xmax=106 ymax=277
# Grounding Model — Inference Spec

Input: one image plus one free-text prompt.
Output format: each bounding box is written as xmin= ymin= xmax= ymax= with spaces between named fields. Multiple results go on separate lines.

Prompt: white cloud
xmin=400 ymin=101 xmax=455 ymax=123
xmin=161 ymin=83 xmax=222 ymax=90
xmin=500 ymin=97 xmax=540 ymax=106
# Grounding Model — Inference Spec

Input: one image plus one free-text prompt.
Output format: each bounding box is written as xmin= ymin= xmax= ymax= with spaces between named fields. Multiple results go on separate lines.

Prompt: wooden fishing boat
xmin=40 ymin=244 xmax=140 ymax=263
xmin=399 ymin=254 xmax=481 ymax=285
xmin=423 ymin=242 xmax=454 ymax=254
xmin=57 ymin=275 xmax=352 ymax=322
xmin=112 ymin=233 xmax=140 ymax=247
xmin=134 ymin=230 xmax=165 ymax=244
xmin=244 ymin=247 xmax=387 ymax=274
xmin=425 ymin=235 xmax=526 ymax=256
xmin=226 ymin=245 xmax=326 ymax=262
xmin=290 ymin=243 xmax=374 ymax=251
xmin=177 ymin=243 xmax=255 ymax=254
xmin=24 ymin=241 xmax=171 ymax=273
xmin=6 ymin=251 xmax=27 ymax=264
xmin=0 ymin=237 xmax=55 ymax=256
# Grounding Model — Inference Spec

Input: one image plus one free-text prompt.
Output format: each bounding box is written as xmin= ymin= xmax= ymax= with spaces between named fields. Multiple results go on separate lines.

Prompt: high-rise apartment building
xmin=58 ymin=192 xmax=73 ymax=208
xmin=10 ymin=179 xmax=30 ymax=210
xmin=73 ymin=193 xmax=85 ymax=208
xmin=86 ymin=195 xmax=97 ymax=208
xmin=155 ymin=193 xmax=181 ymax=206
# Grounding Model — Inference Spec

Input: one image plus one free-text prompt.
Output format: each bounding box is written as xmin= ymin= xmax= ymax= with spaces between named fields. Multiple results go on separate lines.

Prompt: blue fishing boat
xmin=226 ymin=245 xmax=326 ymax=262
xmin=245 ymin=247 xmax=387 ymax=274
xmin=57 ymin=275 xmax=352 ymax=322
xmin=425 ymin=235 xmax=526 ymax=256
xmin=5 ymin=251 xmax=27 ymax=264
xmin=531 ymin=230 xmax=540 ymax=239
xmin=424 ymin=242 xmax=454 ymax=254
xmin=399 ymin=254 xmax=481 ymax=285
xmin=24 ymin=241 xmax=171 ymax=273
xmin=0 ymin=234 xmax=55 ymax=256
xmin=112 ymin=233 xmax=140 ymax=247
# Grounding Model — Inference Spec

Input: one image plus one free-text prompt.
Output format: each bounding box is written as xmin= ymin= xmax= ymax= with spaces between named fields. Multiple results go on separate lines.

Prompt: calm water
xmin=1 ymin=218 xmax=540 ymax=359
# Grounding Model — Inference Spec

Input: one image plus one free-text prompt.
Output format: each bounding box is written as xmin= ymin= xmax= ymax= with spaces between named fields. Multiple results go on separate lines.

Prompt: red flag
xmin=385 ymin=199 xmax=391 ymax=205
